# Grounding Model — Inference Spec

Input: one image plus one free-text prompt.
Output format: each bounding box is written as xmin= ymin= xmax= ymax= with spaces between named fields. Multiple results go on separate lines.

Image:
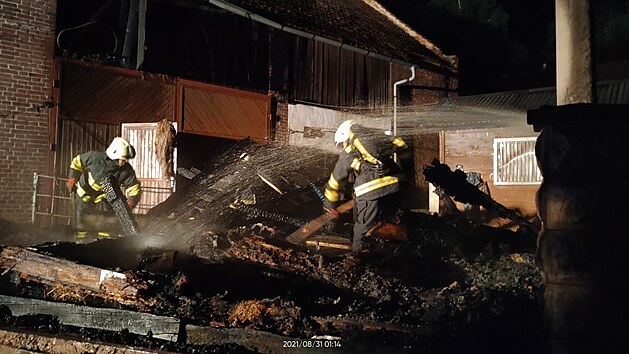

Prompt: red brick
xmin=0 ymin=0 xmax=55 ymax=223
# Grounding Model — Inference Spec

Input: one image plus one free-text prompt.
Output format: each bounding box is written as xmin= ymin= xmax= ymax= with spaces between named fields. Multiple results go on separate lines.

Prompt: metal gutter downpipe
xmin=392 ymin=65 xmax=415 ymax=163
xmin=392 ymin=65 xmax=416 ymax=137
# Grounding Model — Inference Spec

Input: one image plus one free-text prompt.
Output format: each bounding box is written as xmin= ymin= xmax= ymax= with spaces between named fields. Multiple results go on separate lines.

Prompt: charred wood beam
xmin=0 ymin=328 xmax=177 ymax=354
xmin=313 ymin=317 xmax=412 ymax=334
xmin=0 ymin=247 xmax=150 ymax=307
xmin=0 ymin=295 xmax=179 ymax=342
xmin=286 ymin=200 xmax=354 ymax=245
xmin=423 ymin=159 xmax=538 ymax=234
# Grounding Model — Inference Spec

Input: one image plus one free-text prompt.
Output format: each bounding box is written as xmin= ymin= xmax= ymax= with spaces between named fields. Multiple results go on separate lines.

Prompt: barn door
xmin=122 ymin=123 xmax=176 ymax=214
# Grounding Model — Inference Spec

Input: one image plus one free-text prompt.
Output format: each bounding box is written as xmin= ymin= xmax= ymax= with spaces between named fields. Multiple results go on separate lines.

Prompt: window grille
xmin=493 ymin=137 xmax=542 ymax=185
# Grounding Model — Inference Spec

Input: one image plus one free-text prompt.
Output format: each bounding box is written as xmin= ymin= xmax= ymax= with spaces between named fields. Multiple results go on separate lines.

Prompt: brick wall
xmin=272 ymin=101 xmax=289 ymax=145
xmin=0 ymin=0 xmax=56 ymax=223
xmin=390 ymin=61 xmax=458 ymax=104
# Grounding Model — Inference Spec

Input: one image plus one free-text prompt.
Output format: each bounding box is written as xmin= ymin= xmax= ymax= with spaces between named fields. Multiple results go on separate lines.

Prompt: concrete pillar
xmin=528 ymin=104 xmax=629 ymax=353
xmin=555 ymin=0 xmax=593 ymax=104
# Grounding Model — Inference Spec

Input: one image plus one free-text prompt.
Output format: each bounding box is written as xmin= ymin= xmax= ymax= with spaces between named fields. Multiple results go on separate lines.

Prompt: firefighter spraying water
xmin=319 ymin=120 xmax=409 ymax=252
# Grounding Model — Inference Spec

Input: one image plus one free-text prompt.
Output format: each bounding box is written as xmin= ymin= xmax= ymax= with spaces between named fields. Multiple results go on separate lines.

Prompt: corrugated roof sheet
xmin=354 ymin=79 xmax=629 ymax=133
xmin=212 ymin=0 xmax=456 ymax=70
xmin=440 ymin=79 xmax=629 ymax=112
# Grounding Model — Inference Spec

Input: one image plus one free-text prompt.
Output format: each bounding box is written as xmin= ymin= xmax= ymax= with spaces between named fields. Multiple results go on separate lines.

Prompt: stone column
xmin=555 ymin=0 xmax=593 ymax=105
xmin=528 ymin=104 xmax=629 ymax=353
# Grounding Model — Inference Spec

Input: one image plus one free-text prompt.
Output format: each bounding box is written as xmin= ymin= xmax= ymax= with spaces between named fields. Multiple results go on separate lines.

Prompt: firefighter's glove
xmin=66 ymin=178 xmax=77 ymax=193
xmin=127 ymin=200 xmax=136 ymax=209
xmin=323 ymin=206 xmax=341 ymax=219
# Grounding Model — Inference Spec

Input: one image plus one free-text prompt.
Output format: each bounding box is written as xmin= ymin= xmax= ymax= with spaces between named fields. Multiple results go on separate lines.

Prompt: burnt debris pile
xmin=424 ymin=158 xmax=540 ymax=235
xmin=0 ymin=143 xmax=542 ymax=353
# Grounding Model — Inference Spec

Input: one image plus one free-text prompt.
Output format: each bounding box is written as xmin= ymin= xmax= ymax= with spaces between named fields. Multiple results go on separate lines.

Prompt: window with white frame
xmin=493 ymin=137 xmax=542 ymax=185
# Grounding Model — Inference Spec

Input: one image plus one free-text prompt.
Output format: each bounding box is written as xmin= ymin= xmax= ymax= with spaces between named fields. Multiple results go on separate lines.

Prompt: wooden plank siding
xmin=56 ymin=120 xmax=121 ymax=177
xmin=444 ymin=128 xmax=540 ymax=217
xmin=59 ymin=61 xmax=175 ymax=125
xmin=143 ymin=3 xmax=271 ymax=94
xmin=290 ymin=36 xmax=389 ymax=108
xmin=177 ymin=79 xmax=271 ymax=143
xmin=55 ymin=59 xmax=176 ymax=180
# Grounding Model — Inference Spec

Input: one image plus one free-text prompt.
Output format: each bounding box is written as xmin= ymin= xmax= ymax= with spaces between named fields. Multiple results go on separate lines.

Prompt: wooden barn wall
xmin=178 ymin=80 xmax=271 ymax=143
xmin=444 ymin=128 xmax=540 ymax=216
xmin=55 ymin=120 xmax=121 ymax=177
xmin=143 ymin=3 xmax=270 ymax=94
xmin=59 ymin=61 xmax=175 ymax=124
xmin=290 ymin=36 xmax=389 ymax=107
xmin=55 ymin=60 xmax=175 ymax=178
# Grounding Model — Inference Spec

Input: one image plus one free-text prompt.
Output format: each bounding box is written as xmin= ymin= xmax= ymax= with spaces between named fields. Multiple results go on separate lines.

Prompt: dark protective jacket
xmin=68 ymin=151 xmax=141 ymax=205
xmin=323 ymin=124 xmax=407 ymax=209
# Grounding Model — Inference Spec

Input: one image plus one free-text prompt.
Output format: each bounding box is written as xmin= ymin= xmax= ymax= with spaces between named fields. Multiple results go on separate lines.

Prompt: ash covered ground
xmin=0 ymin=142 xmax=543 ymax=353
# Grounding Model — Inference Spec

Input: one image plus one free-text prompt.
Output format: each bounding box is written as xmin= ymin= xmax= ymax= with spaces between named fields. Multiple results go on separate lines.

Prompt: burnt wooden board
xmin=0 ymin=328 xmax=176 ymax=354
xmin=285 ymin=200 xmax=354 ymax=245
xmin=0 ymin=295 xmax=179 ymax=342
xmin=0 ymin=246 xmax=147 ymax=306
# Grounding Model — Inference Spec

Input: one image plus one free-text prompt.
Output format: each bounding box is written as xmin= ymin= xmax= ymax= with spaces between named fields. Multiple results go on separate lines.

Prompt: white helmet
xmin=334 ymin=120 xmax=355 ymax=146
xmin=106 ymin=137 xmax=136 ymax=160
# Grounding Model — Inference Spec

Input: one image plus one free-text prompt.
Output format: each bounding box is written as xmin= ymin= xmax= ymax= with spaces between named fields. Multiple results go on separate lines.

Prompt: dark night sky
xmin=380 ymin=0 xmax=629 ymax=95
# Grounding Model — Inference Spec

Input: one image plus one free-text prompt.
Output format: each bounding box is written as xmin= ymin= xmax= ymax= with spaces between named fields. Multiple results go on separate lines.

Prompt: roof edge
xmin=362 ymin=0 xmax=457 ymax=69
xmin=208 ymin=0 xmax=455 ymax=70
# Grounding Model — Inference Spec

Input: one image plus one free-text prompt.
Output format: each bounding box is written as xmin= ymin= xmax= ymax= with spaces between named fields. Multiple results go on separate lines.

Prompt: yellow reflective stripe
xmin=353 ymin=138 xmax=379 ymax=164
xmin=354 ymin=176 xmax=399 ymax=197
xmin=97 ymin=231 xmax=110 ymax=237
xmin=392 ymin=137 xmax=407 ymax=149
xmin=126 ymin=183 xmax=141 ymax=197
xmin=76 ymin=184 xmax=86 ymax=197
xmin=74 ymin=231 xmax=87 ymax=238
xmin=324 ymin=188 xmax=340 ymax=202
xmin=328 ymin=174 xmax=340 ymax=190
xmin=94 ymin=194 xmax=106 ymax=203
xmin=88 ymin=172 xmax=101 ymax=191
xmin=70 ymin=155 xmax=83 ymax=171
xmin=350 ymin=158 xmax=361 ymax=171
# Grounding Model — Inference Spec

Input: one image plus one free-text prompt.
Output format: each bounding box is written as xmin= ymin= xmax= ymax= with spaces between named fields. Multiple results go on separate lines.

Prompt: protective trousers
xmin=74 ymin=197 xmax=115 ymax=238
xmin=353 ymin=198 xmax=379 ymax=251
xmin=352 ymin=192 xmax=401 ymax=251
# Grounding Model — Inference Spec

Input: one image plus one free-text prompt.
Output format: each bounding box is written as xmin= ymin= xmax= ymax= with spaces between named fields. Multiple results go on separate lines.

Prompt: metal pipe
xmin=392 ymin=65 xmax=416 ymax=137
xmin=121 ymin=0 xmax=139 ymax=68
xmin=50 ymin=175 xmax=57 ymax=226
xmin=31 ymin=172 xmax=39 ymax=224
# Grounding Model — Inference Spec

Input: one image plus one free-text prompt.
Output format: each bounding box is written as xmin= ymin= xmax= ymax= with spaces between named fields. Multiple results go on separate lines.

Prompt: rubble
xmin=0 ymin=142 xmax=543 ymax=353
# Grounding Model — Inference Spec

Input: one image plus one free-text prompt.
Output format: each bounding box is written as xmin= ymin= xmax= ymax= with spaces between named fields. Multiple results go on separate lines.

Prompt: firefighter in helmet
xmin=323 ymin=120 xmax=408 ymax=252
xmin=66 ymin=137 xmax=141 ymax=238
